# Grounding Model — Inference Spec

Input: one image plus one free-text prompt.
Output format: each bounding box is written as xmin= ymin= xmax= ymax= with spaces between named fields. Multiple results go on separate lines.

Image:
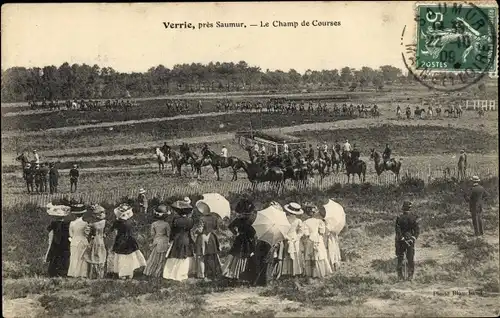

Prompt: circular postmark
xmin=401 ymin=1 xmax=498 ymax=92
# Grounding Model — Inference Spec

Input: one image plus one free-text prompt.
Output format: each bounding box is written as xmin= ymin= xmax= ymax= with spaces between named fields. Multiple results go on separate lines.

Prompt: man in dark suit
xmin=395 ymin=201 xmax=420 ymax=281
xmin=49 ymin=163 xmax=59 ymax=194
xmin=465 ymin=176 xmax=489 ymax=236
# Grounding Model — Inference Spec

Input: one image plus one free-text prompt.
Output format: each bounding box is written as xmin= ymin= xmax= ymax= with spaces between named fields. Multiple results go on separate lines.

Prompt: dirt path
xmin=1 ymin=111 xmax=237 ymax=138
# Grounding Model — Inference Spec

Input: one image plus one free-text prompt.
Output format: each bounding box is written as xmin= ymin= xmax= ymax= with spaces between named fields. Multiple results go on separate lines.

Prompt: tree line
xmin=1 ymin=61 xmax=411 ymax=102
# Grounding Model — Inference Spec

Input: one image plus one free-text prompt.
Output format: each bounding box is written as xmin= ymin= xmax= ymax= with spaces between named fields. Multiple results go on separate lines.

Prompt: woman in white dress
xmin=67 ymin=204 xmax=89 ymax=278
xmin=320 ymin=207 xmax=342 ymax=271
xmin=302 ymin=203 xmax=332 ymax=279
xmin=281 ymin=202 xmax=304 ymax=277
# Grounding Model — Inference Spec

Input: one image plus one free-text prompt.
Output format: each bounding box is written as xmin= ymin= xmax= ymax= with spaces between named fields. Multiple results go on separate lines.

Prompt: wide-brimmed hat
xmin=71 ymin=204 xmax=87 ymax=214
xmin=114 ymin=203 xmax=134 ymax=220
xmin=460 ymin=149 xmax=465 ymax=153
xmin=284 ymin=202 xmax=304 ymax=215
xmin=171 ymin=200 xmax=192 ymax=210
xmin=139 ymin=188 xmax=146 ymax=194
xmin=89 ymin=204 xmax=106 ymax=219
xmin=73 ymin=164 xmax=78 ymax=168
xmin=234 ymin=198 xmax=255 ymax=215
xmin=154 ymin=205 xmax=170 ymax=218
xmin=183 ymin=197 xmax=191 ymax=205
xmin=471 ymin=176 xmax=481 ymax=183
xmin=46 ymin=203 xmax=70 ymax=217
xmin=402 ymin=201 xmax=412 ymax=211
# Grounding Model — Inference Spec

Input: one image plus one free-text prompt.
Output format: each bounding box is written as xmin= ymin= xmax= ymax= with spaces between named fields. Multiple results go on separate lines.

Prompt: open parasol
xmin=252 ymin=205 xmax=291 ymax=246
xmin=323 ymin=199 xmax=346 ymax=234
xmin=195 ymin=193 xmax=231 ymax=219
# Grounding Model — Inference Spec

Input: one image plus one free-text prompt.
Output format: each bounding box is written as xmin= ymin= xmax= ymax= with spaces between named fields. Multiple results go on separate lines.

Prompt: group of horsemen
xmin=215 ymin=98 xmax=380 ymax=117
xmin=159 ymin=140 xmax=394 ymax=174
xmin=28 ymin=99 xmax=136 ymax=111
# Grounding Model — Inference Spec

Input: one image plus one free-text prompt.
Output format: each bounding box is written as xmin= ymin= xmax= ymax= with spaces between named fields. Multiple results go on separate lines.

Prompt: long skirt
xmin=222 ymin=255 xmax=251 ymax=279
xmin=326 ymin=234 xmax=341 ymax=271
xmin=144 ymin=250 xmax=169 ymax=278
xmin=197 ymin=254 xmax=222 ymax=279
xmin=68 ymin=239 xmax=89 ymax=278
xmin=281 ymin=239 xmax=303 ymax=276
xmin=110 ymin=250 xmax=147 ymax=278
xmin=163 ymin=257 xmax=196 ymax=281
xmin=85 ymin=237 xmax=107 ymax=279
xmin=302 ymin=238 xmax=332 ymax=278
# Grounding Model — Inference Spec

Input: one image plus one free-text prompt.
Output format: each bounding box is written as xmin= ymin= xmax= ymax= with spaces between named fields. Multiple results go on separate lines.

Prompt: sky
xmin=2 ymin=2 xmax=417 ymax=73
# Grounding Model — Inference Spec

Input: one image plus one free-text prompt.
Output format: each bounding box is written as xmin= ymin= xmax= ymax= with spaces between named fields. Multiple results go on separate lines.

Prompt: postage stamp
xmin=415 ymin=2 xmax=498 ymax=73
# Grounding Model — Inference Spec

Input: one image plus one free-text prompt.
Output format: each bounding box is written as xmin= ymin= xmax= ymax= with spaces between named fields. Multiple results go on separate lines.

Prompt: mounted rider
xmin=334 ymin=141 xmax=341 ymax=154
xmin=161 ymin=142 xmax=171 ymax=156
xmin=23 ymin=163 xmax=34 ymax=194
xmin=33 ymin=150 xmax=40 ymax=164
xmin=307 ymin=144 xmax=315 ymax=161
xmin=254 ymin=143 xmax=260 ymax=153
xmin=383 ymin=144 xmax=392 ymax=168
xmin=283 ymin=141 xmax=289 ymax=154
xmin=221 ymin=145 xmax=229 ymax=166
xmin=322 ymin=142 xmax=328 ymax=157
xmin=351 ymin=144 xmax=360 ymax=163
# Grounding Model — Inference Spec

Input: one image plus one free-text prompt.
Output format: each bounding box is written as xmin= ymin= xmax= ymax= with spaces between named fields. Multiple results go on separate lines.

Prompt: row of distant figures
xmin=5 ymin=166 xmax=496 ymax=208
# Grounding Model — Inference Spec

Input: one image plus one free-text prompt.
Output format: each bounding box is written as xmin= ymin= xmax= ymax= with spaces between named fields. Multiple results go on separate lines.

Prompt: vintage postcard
xmin=2 ymin=2 xmax=498 ymax=317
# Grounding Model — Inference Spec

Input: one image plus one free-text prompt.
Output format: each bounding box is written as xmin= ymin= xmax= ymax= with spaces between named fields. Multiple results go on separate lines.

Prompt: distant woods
xmin=2 ymin=61 xmax=412 ymax=102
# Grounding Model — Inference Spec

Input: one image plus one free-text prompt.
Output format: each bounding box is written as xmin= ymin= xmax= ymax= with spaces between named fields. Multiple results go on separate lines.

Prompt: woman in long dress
xmin=144 ymin=205 xmax=171 ymax=278
xmin=163 ymin=200 xmax=196 ymax=281
xmin=302 ymin=203 xmax=333 ymax=279
xmin=109 ymin=203 xmax=147 ymax=279
xmin=45 ymin=204 xmax=71 ymax=277
xmin=222 ymin=198 xmax=257 ymax=281
xmin=321 ymin=208 xmax=342 ymax=272
xmin=281 ymin=202 xmax=304 ymax=277
xmin=84 ymin=204 xmax=107 ymax=279
xmin=194 ymin=199 xmax=223 ymax=280
xmin=67 ymin=204 xmax=89 ymax=278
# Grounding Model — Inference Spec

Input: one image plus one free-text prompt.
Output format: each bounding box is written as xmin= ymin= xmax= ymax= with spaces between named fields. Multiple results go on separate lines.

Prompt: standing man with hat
xmin=70 ymin=164 xmax=80 ymax=193
xmin=49 ymin=163 xmax=59 ymax=194
xmin=395 ymin=201 xmax=420 ymax=281
xmin=137 ymin=188 xmax=148 ymax=214
xmin=465 ymin=176 xmax=488 ymax=236
xmin=23 ymin=163 xmax=35 ymax=194
xmin=40 ymin=163 xmax=50 ymax=193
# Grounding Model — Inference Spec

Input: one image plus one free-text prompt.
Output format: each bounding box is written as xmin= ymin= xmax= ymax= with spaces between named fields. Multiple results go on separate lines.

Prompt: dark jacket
xmin=49 ymin=168 xmax=59 ymax=184
xmin=111 ymin=219 xmax=141 ymax=255
xmin=467 ymin=184 xmax=488 ymax=211
xmin=395 ymin=213 xmax=420 ymax=241
xmin=228 ymin=215 xmax=257 ymax=258
xmin=69 ymin=168 xmax=79 ymax=180
xmin=168 ymin=215 xmax=195 ymax=259
xmin=23 ymin=168 xmax=34 ymax=181
xmin=46 ymin=220 xmax=71 ymax=277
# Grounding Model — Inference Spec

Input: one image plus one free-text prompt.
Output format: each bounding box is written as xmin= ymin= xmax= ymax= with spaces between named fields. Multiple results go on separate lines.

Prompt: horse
xmin=307 ymin=158 xmax=329 ymax=181
xmin=201 ymin=149 xmax=246 ymax=181
xmin=15 ymin=153 xmax=29 ymax=169
xmin=154 ymin=148 xmax=168 ymax=173
xmin=329 ymin=149 xmax=342 ymax=174
xmin=243 ymin=163 xmax=286 ymax=192
xmin=344 ymin=157 xmax=366 ymax=183
xmin=369 ymin=149 xmax=402 ymax=182
xmin=340 ymin=150 xmax=350 ymax=170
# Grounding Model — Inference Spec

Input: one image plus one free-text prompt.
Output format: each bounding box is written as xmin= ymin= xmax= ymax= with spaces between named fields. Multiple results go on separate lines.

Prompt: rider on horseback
xmin=307 ymin=144 xmax=315 ymax=161
xmin=351 ymin=144 xmax=360 ymax=163
xmin=221 ymin=145 xmax=228 ymax=166
xmin=383 ymin=144 xmax=392 ymax=169
xmin=161 ymin=142 xmax=171 ymax=156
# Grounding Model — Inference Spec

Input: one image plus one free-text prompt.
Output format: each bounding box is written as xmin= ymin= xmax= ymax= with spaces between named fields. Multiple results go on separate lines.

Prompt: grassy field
xmin=3 ymin=177 xmax=499 ymax=317
xmin=293 ymin=125 xmax=499 ymax=155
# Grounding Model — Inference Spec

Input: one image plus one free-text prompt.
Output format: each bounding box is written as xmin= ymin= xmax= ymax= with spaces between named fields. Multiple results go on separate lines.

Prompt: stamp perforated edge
xmin=411 ymin=1 xmax=498 ymax=77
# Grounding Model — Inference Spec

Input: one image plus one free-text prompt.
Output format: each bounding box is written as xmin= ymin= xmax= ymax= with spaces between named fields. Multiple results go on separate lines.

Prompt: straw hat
xmin=284 ymin=202 xmax=304 ymax=215
xmin=139 ymin=188 xmax=146 ymax=194
xmin=171 ymin=200 xmax=193 ymax=214
xmin=154 ymin=205 xmax=170 ymax=218
xmin=71 ymin=204 xmax=87 ymax=215
xmin=402 ymin=201 xmax=412 ymax=212
xmin=46 ymin=203 xmax=71 ymax=217
xmin=114 ymin=203 xmax=134 ymax=220
xmin=183 ymin=197 xmax=192 ymax=205
xmin=471 ymin=176 xmax=481 ymax=183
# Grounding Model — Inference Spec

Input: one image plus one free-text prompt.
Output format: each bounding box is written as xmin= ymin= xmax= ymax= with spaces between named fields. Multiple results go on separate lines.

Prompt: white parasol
xmin=252 ymin=205 xmax=291 ymax=246
xmin=323 ymin=199 xmax=346 ymax=234
xmin=195 ymin=193 xmax=231 ymax=219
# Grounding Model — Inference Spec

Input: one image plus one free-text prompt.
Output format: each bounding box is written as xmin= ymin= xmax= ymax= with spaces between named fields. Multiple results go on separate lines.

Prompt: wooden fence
xmin=3 ymin=165 xmax=497 ymax=208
